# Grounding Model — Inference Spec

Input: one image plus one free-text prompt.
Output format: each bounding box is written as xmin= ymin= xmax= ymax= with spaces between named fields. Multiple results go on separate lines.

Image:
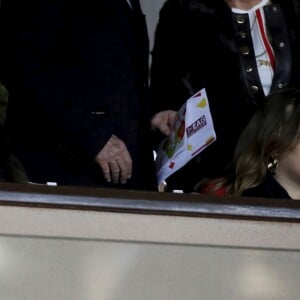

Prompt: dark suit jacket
xmin=0 ymin=0 xmax=156 ymax=190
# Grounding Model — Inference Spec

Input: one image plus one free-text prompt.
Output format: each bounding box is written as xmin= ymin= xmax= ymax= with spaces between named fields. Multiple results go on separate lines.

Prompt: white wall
xmin=1 ymin=206 xmax=300 ymax=300
xmin=140 ymin=0 xmax=166 ymax=50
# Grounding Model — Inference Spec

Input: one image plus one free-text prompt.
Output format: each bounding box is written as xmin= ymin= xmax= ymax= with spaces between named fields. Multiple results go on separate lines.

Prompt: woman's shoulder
xmin=242 ymin=175 xmax=291 ymax=199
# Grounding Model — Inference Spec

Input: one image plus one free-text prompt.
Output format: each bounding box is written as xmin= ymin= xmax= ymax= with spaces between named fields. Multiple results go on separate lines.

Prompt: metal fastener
xmin=240 ymin=31 xmax=247 ymax=39
xmin=251 ymin=85 xmax=259 ymax=93
xmin=240 ymin=46 xmax=250 ymax=55
xmin=236 ymin=15 xmax=246 ymax=24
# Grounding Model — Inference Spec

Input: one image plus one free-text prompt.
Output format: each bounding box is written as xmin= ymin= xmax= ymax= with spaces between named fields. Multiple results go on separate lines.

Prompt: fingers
xmin=159 ymin=123 xmax=172 ymax=136
xmin=108 ymin=160 xmax=120 ymax=184
xmin=95 ymin=135 xmax=133 ymax=184
xmin=117 ymin=151 xmax=132 ymax=184
xmin=151 ymin=112 xmax=165 ymax=131
xmin=168 ymin=111 xmax=178 ymax=129
xmin=151 ymin=110 xmax=178 ymax=136
xmin=101 ymin=161 xmax=112 ymax=183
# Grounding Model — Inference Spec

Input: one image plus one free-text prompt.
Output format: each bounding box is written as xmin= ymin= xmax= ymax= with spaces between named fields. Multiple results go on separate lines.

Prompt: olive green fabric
xmin=0 ymin=81 xmax=8 ymax=125
xmin=0 ymin=81 xmax=28 ymax=182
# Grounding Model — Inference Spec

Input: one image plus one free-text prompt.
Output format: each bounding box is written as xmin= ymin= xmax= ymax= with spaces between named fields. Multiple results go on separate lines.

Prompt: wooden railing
xmin=0 ymin=182 xmax=299 ymax=222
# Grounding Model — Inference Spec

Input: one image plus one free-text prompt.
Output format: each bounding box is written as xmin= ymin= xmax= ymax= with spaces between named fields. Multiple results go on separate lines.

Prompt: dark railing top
xmin=0 ymin=183 xmax=300 ymax=222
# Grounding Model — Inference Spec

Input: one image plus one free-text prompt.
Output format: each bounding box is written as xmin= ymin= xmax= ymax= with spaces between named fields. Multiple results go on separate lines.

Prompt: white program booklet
xmin=155 ymin=88 xmax=217 ymax=185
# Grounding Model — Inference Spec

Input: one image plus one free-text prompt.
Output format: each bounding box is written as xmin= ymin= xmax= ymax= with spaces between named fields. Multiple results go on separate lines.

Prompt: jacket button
xmin=240 ymin=46 xmax=250 ymax=55
xmin=246 ymin=67 xmax=253 ymax=73
xmin=278 ymin=82 xmax=283 ymax=89
xmin=279 ymin=42 xmax=285 ymax=48
xmin=273 ymin=6 xmax=278 ymax=12
xmin=251 ymin=85 xmax=259 ymax=93
xmin=240 ymin=31 xmax=247 ymax=39
xmin=236 ymin=15 xmax=246 ymax=24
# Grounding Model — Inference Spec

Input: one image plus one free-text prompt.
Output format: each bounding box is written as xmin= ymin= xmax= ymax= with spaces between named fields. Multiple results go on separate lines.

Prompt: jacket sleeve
xmin=149 ymin=0 xmax=192 ymax=115
xmin=0 ymin=0 xmax=114 ymax=159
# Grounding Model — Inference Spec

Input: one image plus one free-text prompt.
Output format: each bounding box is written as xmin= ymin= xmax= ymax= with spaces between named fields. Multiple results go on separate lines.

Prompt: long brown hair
xmin=200 ymin=88 xmax=300 ymax=196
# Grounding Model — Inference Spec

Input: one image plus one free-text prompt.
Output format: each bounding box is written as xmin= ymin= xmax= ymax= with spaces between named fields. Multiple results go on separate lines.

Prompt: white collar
xmin=231 ymin=0 xmax=269 ymax=14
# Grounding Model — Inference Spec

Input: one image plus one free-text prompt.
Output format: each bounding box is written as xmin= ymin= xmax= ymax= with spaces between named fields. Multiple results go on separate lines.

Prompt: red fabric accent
xmin=200 ymin=182 xmax=227 ymax=196
xmin=256 ymin=9 xmax=275 ymax=70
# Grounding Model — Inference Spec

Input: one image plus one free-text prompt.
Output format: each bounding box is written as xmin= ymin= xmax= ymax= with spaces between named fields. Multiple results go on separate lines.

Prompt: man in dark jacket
xmin=150 ymin=0 xmax=300 ymax=192
xmin=0 ymin=0 xmax=156 ymax=190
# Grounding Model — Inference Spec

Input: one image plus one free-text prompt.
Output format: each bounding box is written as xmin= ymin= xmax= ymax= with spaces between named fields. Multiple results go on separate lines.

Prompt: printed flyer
xmin=155 ymin=88 xmax=217 ymax=185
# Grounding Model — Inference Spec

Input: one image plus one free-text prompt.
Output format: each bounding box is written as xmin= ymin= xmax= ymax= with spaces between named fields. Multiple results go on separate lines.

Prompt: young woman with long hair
xmin=198 ymin=88 xmax=300 ymax=199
